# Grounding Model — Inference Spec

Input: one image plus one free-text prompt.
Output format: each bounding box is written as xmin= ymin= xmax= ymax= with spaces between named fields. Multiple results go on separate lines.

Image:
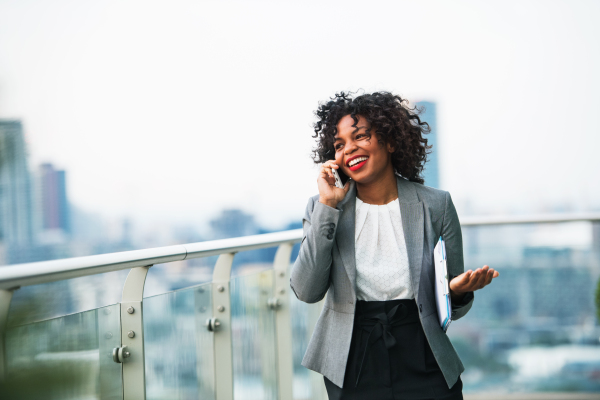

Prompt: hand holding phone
xmin=318 ymin=161 xmax=350 ymax=209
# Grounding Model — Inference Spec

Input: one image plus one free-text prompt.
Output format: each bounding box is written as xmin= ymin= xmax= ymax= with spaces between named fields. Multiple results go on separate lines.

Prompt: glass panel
xmin=8 ymin=270 xmax=129 ymax=327
xmin=230 ymin=270 xmax=277 ymax=400
xmin=230 ymin=248 xmax=278 ymax=278
xmin=143 ymin=282 xmax=214 ymax=400
xmin=144 ymin=259 xmax=213 ymax=298
xmin=449 ymin=222 xmax=600 ymax=393
xmin=3 ymin=304 xmax=122 ymax=400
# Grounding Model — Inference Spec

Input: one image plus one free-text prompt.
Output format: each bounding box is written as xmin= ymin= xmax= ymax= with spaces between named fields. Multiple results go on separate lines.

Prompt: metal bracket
xmin=120 ymin=265 xmax=151 ymax=400
xmin=212 ymin=253 xmax=234 ymax=400
xmin=112 ymin=345 xmax=131 ymax=363
xmin=267 ymin=297 xmax=281 ymax=310
xmin=194 ymin=285 xmax=215 ymax=400
xmin=272 ymin=243 xmax=294 ymax=400
xmin=206 ymin=318 xmax=221 ymax=332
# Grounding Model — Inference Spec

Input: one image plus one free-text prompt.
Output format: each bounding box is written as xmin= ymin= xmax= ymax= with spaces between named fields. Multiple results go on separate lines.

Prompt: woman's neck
xmin=355 ymin=167 xmax=398 ymax=205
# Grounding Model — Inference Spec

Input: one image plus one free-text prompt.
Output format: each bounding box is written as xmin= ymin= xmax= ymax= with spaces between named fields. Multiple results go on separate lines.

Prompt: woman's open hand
xmin=318 ymin=160 xmax=350 ymax=209
xmin=449 ymin=265 xmax=499 ymax=301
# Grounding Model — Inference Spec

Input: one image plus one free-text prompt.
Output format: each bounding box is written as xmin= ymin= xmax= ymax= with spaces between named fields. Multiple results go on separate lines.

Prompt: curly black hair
xmin=312 ymin=91 xmax=431 ymax=184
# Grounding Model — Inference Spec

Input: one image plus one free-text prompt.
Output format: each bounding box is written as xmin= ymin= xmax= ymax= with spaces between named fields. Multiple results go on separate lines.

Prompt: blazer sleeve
xmin=290 ymin=196 xmax=341 ymax=304
xmin=442 ymin=191 xmax=474 ymax=321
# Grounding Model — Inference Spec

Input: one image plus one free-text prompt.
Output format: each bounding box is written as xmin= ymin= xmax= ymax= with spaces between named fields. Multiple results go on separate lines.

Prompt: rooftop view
xmin=1 ymin=1 xmax=599 ymax=399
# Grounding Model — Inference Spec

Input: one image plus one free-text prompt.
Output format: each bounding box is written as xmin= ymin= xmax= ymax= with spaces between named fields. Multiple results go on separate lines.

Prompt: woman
xmin=290 ymin=92 xmax=498 ymax=400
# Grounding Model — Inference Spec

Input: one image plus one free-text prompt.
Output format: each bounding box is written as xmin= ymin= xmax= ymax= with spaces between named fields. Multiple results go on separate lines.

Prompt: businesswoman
xmin=290 ymin=92 xmax=498 ymax=400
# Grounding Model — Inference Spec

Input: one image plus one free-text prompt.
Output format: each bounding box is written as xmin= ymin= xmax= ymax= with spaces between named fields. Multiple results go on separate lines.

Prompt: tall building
xmin=0 ymin=120 xmax=35 ymax=248
xmin=38 ymin=163 xmax=71 ymax=235
xmin=416 ymin=101 xmax=439 ymax=189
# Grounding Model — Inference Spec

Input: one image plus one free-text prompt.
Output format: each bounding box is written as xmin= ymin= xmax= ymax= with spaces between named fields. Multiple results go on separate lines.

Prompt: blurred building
xmin=0 ymin=120 xmax=35 ymax=252
xmin=0 ymin=121 xmax=75 ymax=264
xmin=210 ymin=209 xmax=258 ymax=239
xmin=38 ymin=163 xmax=71 ymax=240
xmin=416 ymin=101 xmax=439 ymax=189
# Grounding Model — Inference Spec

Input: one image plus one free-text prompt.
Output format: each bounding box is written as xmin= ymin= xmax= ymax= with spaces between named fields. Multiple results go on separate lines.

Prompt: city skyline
xmin=0 ymin=120 xmax=304 ymax=265
xmin=0 ymin=1 xmax=599 ymax=230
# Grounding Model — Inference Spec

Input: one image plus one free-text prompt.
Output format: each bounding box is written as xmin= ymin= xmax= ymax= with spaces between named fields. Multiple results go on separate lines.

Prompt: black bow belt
xmin=354 ymin=303 xmax=419 ymax=387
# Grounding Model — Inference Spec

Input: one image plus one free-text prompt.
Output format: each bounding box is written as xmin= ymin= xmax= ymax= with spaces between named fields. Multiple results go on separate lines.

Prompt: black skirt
xmin=324 ymin=299 xmax=463 ymax=400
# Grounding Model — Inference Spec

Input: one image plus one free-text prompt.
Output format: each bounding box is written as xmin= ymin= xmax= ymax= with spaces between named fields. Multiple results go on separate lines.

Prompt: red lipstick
xmin=346 ymin=155 xmax=369 ymax=171
xmin=349 ymin=160 xmax=367 ymax=171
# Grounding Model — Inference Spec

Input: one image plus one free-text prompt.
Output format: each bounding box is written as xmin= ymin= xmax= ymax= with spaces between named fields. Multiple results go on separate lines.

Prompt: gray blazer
xmin=290 ymin=176 xmax=474 ymax=389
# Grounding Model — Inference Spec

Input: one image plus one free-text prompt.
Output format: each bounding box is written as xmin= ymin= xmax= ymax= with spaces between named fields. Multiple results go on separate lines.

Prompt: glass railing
xmin=0 ymin=218 xmax=599 ymax=399
xmin=144 ymin=282 xmax=215 ymax=400
xmin=452 ymin=221 xmax=600 ymax=394
xmin=3 ymin=304 xmax=123 ymax=399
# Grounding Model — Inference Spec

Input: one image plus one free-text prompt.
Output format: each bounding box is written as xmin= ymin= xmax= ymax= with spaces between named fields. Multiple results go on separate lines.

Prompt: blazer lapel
xmin=397 ymin=177 xmax=424 ymax=301
xmin=335 ymin=181 xmax=357 ymax=294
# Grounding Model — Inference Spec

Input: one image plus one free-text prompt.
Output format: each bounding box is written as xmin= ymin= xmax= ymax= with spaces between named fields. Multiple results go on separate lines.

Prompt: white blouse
xmin=355 ymin=197 xmax=414 ymax=301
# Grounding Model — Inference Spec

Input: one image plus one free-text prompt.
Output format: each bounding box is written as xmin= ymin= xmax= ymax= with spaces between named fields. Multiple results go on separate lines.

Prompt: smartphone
xmin=331 ymin=167 xmax=349 ymax=189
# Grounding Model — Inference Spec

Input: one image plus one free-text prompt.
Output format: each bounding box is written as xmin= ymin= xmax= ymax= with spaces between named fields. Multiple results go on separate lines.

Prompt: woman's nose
xmin=345 ymin=140 xmax=358 ymax=155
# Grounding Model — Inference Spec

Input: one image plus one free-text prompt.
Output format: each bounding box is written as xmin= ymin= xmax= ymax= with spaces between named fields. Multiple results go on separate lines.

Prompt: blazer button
xmin=328 ymin=228 xmax=334 ymax=234
xmin=329 ymin=223 xmax=336 ymax=228
xmin=419 ymin=304 xmax=423 ymax=313
xmin=327 ymin=234 xmax=333 ymax=240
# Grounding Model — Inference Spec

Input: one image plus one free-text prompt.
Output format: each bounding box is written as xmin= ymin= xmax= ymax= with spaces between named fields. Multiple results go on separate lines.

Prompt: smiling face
xmin=334 ymin=114 xmax=395 ymax=185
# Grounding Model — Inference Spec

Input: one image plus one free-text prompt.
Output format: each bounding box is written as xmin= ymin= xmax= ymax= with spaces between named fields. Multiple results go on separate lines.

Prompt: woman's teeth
xmin=348 ymin=157 xmax=368 ymax=167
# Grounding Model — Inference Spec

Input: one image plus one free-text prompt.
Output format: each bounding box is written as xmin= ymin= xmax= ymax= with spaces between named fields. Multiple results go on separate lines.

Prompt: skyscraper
xmin=39 ymin=163 xmax=71 ymax=235
xmin=0 ymin=120 xmax=34 ymax=247
xmin=416 ymin=101 xmax=439 ymax=189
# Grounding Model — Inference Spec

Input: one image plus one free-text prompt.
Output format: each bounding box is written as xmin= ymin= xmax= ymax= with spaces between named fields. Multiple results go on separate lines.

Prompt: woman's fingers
xmin=479 ymin=267 xmax=490 ymax=289
xmin=320 ymin=161 xmax=340 ymax=180
xmin=474 ymin=266 xmax=497 ymax=289
xmin=484 ymin=269 xmax=494 ymax=286
xmin=456 ymin=266 xmax=498 ymax=293
xmin=319 ymin=166 xmax=334 ymax=180
xmin=322 ymin=160 xmax=339 ymax=170
xmin=452 ymin=270 xmax=471 ymax=292
xmin=463 ymin=270 xmax=473 ymax=284
xmin=472 ymin=268 xmax=486 ymax=289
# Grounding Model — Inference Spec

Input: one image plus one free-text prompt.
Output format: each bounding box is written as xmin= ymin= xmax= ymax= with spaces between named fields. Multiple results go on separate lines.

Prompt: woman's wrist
xmin=318 ymin=197 xmax=339 ymax=209
xmin=449 ymin=288 xmax=466 ymax=302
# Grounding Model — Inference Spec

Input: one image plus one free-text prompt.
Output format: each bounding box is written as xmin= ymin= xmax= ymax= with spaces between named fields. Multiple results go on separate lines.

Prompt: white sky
xmin=1 ymin=0 xmax=599 ymax=232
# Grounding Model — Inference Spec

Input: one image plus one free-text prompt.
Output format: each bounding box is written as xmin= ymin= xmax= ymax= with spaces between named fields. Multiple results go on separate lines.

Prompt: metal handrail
xmin=0 ymin=229 xmax=303 ymax=290
xmin=460 ymin=212 xmax=600 ymax=226
xmin=1 ymin=211 xmax=600 ymax=290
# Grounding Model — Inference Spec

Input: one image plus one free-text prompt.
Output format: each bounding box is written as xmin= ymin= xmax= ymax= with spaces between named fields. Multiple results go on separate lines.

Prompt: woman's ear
xmin=387 ymin=141 xmax=395 ymax=153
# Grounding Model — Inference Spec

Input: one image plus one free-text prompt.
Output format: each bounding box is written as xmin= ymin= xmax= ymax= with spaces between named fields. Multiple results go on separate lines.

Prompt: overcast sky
xmin=1 ymin=0 xmax=599 ymax=232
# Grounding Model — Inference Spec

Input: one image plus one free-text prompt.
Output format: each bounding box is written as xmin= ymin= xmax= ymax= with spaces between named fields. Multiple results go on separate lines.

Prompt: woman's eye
xmin=335 ymin=144 xmax=343 ymax=150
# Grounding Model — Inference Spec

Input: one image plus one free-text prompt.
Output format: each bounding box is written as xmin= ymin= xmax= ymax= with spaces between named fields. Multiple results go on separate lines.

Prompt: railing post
xmin=212 ymin=253 xmax=234 ymax=400
xmin=195 ymin=285 xmax=215 ymax=399
xmin=120 ymin=265 xmax=151 ymax=400
xmin=0 ymin=288 xmax=15 ymax=381
xmin=273 ymin=243 xmax=294 ymax=400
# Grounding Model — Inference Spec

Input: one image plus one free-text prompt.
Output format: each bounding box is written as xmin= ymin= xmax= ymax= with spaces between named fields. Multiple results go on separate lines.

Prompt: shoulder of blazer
xmin=402 ymin=180 xmax=451 ymax=225
xmin=408 ymin=181 xmax=449 ymax=205
xmin=303 ymin=194 xmax=321 ymax=222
